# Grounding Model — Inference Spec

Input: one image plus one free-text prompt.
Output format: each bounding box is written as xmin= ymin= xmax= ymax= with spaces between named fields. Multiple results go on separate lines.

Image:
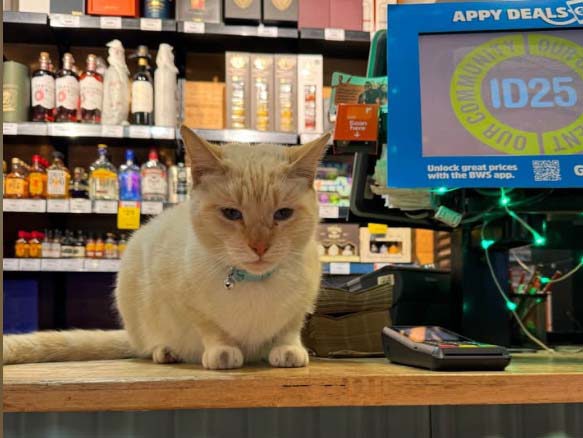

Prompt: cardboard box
xmin=317 ymin=224 xmax=360 ymax=262
xmin=298 ymin=0 xmax=329 ymax=28
xmin=262 ymin=0 xmax=297 ymax=25
xmin=224 ymin=0 xmax=260 ymax=22
xmin=362 ymin=0 xmax=374 ymax=32
xmin=226 ymin=52 xmax=250 ymax=129
xmin=375 ymin=0 xmax=397 ymax=30
xmin=274 ymin=54 xmax=296 ymax=133
xmin=50 ymin=0 xmax=85 ymax=14
xmin=183 ymin=81 xmax=225 ymax=130
xmin=250 ymin=54 xmax=274 ymax=132
xmin=297 ymin=54 xmax=323 ymax=134
xmin=359 ymin=226 xmax=412 ymax=263
xmin=87 ymin=0 xmax=139 ymax=17
xmin=330 ymin=0 xmax=362 ymax=31
xmin=414 ymin=229 xmax=435 ymax=266
xmin=17 ymin=0 xmax=50 ymax=13
xmin=176 ymin=0 xmax=221 ymax=22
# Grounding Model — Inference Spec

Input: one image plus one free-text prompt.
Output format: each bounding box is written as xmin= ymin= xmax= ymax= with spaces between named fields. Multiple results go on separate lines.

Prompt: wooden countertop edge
xmin=5 ymin=372 xmax=583 ymax=412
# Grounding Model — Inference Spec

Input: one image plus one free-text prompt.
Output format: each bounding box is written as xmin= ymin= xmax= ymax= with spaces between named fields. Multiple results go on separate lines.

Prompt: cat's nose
xmin=249 ymin=241 xmax=268 ymax=257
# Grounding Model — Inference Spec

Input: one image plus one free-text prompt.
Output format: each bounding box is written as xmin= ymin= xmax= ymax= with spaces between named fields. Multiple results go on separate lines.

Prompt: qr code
xmin=532 ymin=160 xmax=561 ymax=182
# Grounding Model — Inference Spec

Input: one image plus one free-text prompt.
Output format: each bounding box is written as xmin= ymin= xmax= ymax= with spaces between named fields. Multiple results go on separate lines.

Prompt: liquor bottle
xmin=3 ymin=160 xmax=7 ymax=194
xmin=29 ymin=231 xmax=42 ymax=258
xmin=55 ymin=53 xmax=79 ymax=123
xmin=119 ymin=149 xmax=141 ymax=201
xmin=131 ymin=46 xmax=154 ymax=126
xmin=31 ymin=51 xmax=55 ymax=122
xmin=28 ymin=154 xmax=47 ymax=199
xmin=141 ymin=148 xmax=167 ymax=202
xmin=70 ymin=167 xmax=89 ymax=199
xmin=168 ymin=161 xmax=190 ymax=203
xmin=118 ymin=233 xmax=128 ymax=257
xmin=5 ymin=157 xmax=30 ymax=199
xmin=79 ymin=54 xmax=104 ymax=124
xmin=85 ymin=233 xmax=96 ymax=258
xmin=74 ymin=231 xmax=86 ymax=258
xmin=104 ymin=233 xmax=118 ymax=259
xmin=60 ymin=230 xmax=75 ymax=258
xmin=47 ymin=151 xmax=71 ymax=199
xmin=42 ymin=230 xmax=53 ymax=258
xmin=15 ymin=231 xmax=30 ymax=258
xmin=52 ymin=230 xmax=62 ymax=258
xmin=89 ymin=144 xmax=119 ymax=200
xmin=94 ymin=235 xmax=105 ymax=259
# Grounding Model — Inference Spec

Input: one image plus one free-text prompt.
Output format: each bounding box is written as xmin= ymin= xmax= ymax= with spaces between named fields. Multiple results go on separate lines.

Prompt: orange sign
xmin=334 ymin=104 xmax=379 ymax=142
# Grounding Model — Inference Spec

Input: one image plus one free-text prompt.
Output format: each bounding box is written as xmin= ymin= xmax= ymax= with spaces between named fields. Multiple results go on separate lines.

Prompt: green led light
xmin=481 ymin=239 xmax=495 ymax=250
xmin=540 ymin=276 xmax=551 ymax=284
xmin=506 ymin=301 xmax=518 ymax=311
xmin=435 ymin=186 xmax=449 ymax=195
xmin=499 ymin=188 xmax=511 ymax=206
xmin=534 ymin=234 xmax=547 ymax=246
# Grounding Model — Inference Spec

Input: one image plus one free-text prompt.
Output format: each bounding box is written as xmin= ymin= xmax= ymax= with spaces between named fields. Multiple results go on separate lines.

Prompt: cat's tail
xmin=3 ymin=330 xmax=135 ymax=364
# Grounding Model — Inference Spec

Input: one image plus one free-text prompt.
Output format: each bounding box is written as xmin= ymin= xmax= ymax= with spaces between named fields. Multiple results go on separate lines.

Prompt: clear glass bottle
xmin=119 ymin=149 xmax=141 ymax=201
xmin=5 ymin=158 xmax=30 ymax=199
xmin=42 ymin=230 xmax=53 ymax=258
xmin=131 ymin=46 xmax=154 ymax=126
xmin=47 ymin=151 xmax=70 ymax=199
xmin=28 ymin=154 xmax=47 ymax=199
xmin=80 ymin=54 xmax=103 ymax=124
xmin=60 ymin=230 xmax=75 ymax=258
xmin=74 ymin=231 xmax=86 ymax=258
xmin=31 ymin=51 xmax=56 ymax=122
xmin=55 ymin=53 xmax=79 ymax=123
xmin=168 ymin=161 xmax=190 ymax=204
xmin=89 ymin=144 xmax=119 ymax=200
xmin=141 ymin=148 xmax=167 ymax=202
xmin=104 ymin=233 xmax=118 ymax=259
xmin=52 ymin=230 xmax=62 ymax=258
xmin=117 ymin=233 xmax=128 ymax=257
xmin=70 ymin=167 xmax=89 ymax=199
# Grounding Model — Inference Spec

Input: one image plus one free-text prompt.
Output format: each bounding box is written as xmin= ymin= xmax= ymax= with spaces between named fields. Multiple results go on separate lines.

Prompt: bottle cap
xmin=32 ymin=154 xmax=41 ymax=163
xmin=125 ymin=149 xmax=135 ymax=162
xmin=148 ymin=149 xmax=158 ymax=161
xmin=53 ymin=151 xmax=64 ymax=160
xmin=17 ymin=231 xmax=27 ymax=239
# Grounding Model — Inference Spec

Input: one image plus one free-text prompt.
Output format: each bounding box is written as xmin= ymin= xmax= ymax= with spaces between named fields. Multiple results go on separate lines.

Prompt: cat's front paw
xmin=202 ymin=346 xmax=244 ymax=370
xmin=268 ymin=345 xmax=309 ymax=368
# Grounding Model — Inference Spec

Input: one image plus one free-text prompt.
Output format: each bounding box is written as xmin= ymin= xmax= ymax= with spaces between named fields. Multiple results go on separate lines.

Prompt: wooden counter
xmin=4 ymin=354 xmax=583 ymax=412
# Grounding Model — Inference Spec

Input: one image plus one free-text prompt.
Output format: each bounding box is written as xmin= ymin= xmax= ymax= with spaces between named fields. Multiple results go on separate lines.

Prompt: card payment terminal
xmin=382 ymin=326 xmax=511 ymax=371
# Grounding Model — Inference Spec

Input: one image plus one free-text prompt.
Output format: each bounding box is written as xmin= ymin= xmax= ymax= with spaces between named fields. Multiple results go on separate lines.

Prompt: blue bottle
xmin=119 ymin=150 xmax=141 ymax=201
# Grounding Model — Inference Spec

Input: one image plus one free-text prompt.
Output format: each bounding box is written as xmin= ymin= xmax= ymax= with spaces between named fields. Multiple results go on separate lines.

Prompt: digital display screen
xmin=419 ymin=30 xmax=583 ymax=158
xmin=394 ymin=326 xmax=469 ymax=343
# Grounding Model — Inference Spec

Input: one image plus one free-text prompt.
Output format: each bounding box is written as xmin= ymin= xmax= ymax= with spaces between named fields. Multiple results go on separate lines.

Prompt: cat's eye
xmin=221 ymin=208 xmax=243 ymax=221
xmin=274 ymin=208 xmax=294 ymax=221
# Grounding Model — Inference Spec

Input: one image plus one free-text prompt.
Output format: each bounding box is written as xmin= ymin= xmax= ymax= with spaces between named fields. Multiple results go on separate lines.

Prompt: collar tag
xmin=224 ymin=266 xmax=275 ymax=290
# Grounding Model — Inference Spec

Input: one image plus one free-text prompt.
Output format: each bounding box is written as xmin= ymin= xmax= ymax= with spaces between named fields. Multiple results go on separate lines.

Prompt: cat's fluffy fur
xmin=3 ymin=127 xmax=330 ymax=369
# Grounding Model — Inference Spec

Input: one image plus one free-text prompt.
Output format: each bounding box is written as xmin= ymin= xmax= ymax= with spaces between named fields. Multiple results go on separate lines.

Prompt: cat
xmin=3 ymin=127 xmax=330 ymax=370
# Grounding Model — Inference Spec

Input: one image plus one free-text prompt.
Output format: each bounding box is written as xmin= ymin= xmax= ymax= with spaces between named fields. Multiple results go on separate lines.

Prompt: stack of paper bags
xmin=302 ymin=280 xmax=393 ymax=358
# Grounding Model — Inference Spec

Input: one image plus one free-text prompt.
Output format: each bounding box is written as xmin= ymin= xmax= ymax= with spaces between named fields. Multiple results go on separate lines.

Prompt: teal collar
xmin=224 ymin=266 xmax=275 ymax=289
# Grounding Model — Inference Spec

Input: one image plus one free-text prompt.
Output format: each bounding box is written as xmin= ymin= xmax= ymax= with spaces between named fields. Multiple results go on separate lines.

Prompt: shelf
xmin=3 ymin=199 xmax=168 ymax=215
xmin=3 ymin=258 xmax=120 ymax=272
xmin=3 ymin=123 xmax=175 ymax=140
xmin=3 ymin=12 xmax=370 ymax=57
xmin=4 ymin=354 xmax=583 ymax=412
xmin=321 ymin=262 xmax=383 ymax=275
xmin=193 ymin=129 xmax=298 ymax=145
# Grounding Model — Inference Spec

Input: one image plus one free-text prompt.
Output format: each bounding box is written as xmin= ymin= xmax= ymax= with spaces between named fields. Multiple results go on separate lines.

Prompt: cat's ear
xmin=287 ymin=133 xmax=331 ymax=184
xmin=180 ymin=125 xmax=224 ymax=185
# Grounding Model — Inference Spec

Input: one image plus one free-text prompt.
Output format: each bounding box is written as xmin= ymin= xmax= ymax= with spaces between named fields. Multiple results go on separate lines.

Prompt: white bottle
xmin=102 ymin=39 xmax=131 ymax=125
xmin=154 ymin=43 xmax=178 ymax=127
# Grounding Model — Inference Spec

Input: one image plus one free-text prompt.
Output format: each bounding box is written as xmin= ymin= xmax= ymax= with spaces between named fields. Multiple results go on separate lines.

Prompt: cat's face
xmin=181 ymin=127 xmax=329 ymax=275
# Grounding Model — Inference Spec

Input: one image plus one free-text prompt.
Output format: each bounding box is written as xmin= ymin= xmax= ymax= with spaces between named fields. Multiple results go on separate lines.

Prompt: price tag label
xmin=94 ymin=200 xmax=118 ymax=214
xmin=141 ymin=201 xmax=164 ymax=215
xmin=324 ymin=28 xmax=345 ymax=41
xmin=101 ymin=259 xmax=121 ymax=272
xmin=329 ymin=262 xmax=351 ymax=275
xmin=41 ymin=259 xmax=62 ymax=271
xmin=118 ymin=201 xmax=141 ymax=230
xmin=22 ymin=199 xmax=46 ymax=212
xmin=183 ymin=21 xmax=205 ymax=33
xmin=20 ymin=259 xmax=41 ymax=271
xmin=128 ymin=125 xmax=151 ymax=138
xmin=101 ymin=124 xmax=124 ymax=138
xmin=61 ymin=259 xmax=85 ymax=271
xmin=140 ymin=18 xmax=162 ymax=31
xmin=50 ymin=14 xmax=80 ymax=27
xmin=100 ymin=16 xmax=122 ymax=29
xmin=3 ymin=199 xmax=21 ymax=212
xmin=3 ymin=123 xmax=17 ymax=135
xmin=319 ymin=205 xmax=340 ymax=219
xmin=18 ymin=122 xmax=48 ymax=136
xmin=49 ymin=123 xmax=77 ymax=136
xmin=368 ymin=223 xmax=388 ymax=235
xmin=69 ymin=198 xmax=92 ymax=213
xmin=3 ymin=259 xmax=19 ymax=271
xmin=47 ymin=199 xmax=70 ymax=213
xmin=151 ymin=126 xmax=175 ymax=139
xmin=84 ymin=259 xmax=102 ymax=272
xmin=257 ymin=25 xmax=278 ymax=38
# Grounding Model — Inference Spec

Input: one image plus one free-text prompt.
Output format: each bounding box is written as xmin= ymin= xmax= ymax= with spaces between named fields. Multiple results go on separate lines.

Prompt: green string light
xmin=506 ymin=301 xmax=518 ymax=311
xmin=481 ymin=239 xmax=495 ymax=250
xmin=434 ymin=186 xmax=449 ymax=195
xmin=533 ymin=233 xmax=547 ymax=246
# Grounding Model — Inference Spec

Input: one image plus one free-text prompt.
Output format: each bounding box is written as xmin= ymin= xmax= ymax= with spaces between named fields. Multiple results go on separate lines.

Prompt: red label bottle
xmin=55 ymin=52 xmax=79 ymax=123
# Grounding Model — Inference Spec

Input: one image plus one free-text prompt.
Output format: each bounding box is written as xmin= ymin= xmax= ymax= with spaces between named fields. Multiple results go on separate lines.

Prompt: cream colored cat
xmin=3 ymin=127 xmax=330 ymax=370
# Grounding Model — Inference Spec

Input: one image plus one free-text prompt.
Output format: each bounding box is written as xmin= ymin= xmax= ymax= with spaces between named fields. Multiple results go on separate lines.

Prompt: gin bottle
xmin=89 ymin=144 xmax=119 ymax=200
xmin=119 ymin=149 xmax=141 ymax=201
xmin=141 ymin=148 xmax=167 ymax=202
